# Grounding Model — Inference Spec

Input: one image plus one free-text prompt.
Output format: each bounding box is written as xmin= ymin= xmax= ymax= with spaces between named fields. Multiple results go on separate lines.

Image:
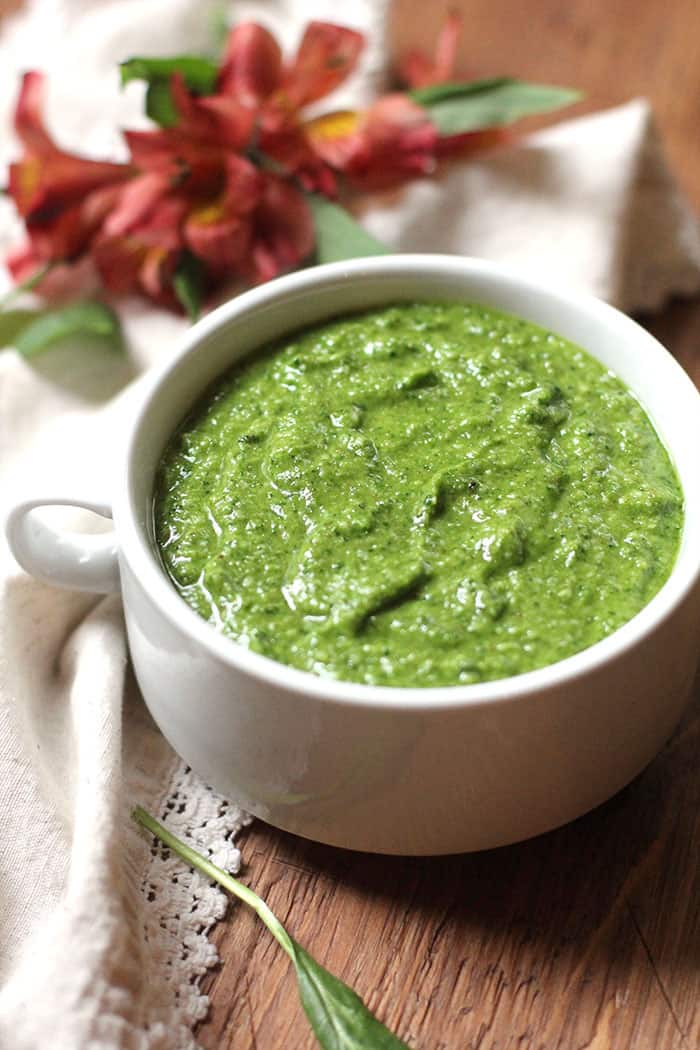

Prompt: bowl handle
xmin=4 ymin=497 xmax=120 ymax=594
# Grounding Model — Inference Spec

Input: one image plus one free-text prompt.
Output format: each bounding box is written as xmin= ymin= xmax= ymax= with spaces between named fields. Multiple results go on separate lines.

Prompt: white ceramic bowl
xmin=6 ymin=255 xmax=700 ymax=855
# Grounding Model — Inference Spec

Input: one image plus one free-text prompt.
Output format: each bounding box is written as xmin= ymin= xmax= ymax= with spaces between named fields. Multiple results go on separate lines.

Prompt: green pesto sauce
xmin=155 ymin=302 xmax=683 ymax=687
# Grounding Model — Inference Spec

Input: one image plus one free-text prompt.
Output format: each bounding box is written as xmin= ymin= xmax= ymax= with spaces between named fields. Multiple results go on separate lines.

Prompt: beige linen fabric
xmin=0 ymin=1 xmax=698 ymax=1048
xmin=359 ymin=97 xmax=700 ymax=312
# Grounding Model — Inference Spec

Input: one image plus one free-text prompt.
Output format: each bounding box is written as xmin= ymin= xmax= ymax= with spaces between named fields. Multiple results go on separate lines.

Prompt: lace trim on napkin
xmin=130 ymin=759 xmax=251 ymax=1049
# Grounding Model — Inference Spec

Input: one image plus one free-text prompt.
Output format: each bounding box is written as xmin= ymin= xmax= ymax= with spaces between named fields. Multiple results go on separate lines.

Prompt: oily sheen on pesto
xmin=154 ymin=302 xmax=683 ymax=688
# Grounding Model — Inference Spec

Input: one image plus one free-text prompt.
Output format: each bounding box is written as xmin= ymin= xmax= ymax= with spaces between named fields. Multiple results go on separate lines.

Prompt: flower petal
xmin=185 ymin=210 xmax=251 ymax=272
xmin=124 ymin=128 xmax=225 ymax=195
xmin=218 ymin=22 xmax=283 ymax=105
xmin=249 ymin=175 xmax=314 ymax=283
xmin=309 ymin=95 xmax=439 ymax=191
xmin=258 ymin=116 xmax=314 ymax=173
xmin=397 ymin=10 xmax=462 ymax=88
xmin=102 ymin=172 xmax=171 ymax=238
xmin=304 ymin=110 xmax=361 ymax=168
xmin=133 ymin=196 xmax=189 ymax=251
xmin=196 ymin=94 xmax=255 ymax=149
xmin=7 ymin=158 xmax=44 ymax=219
xmin=13 ymin=71 xmax=54 ymax=153
xmin=224 ymin=153 xmax=263 ymax=211
xmin=184 ymin=155 xmax=260 ymax=272
xmin=285 ymin=22 xmax=364 ymax=106
xmin=14 ymin=183 xmax=122 ymax=266
xmin=139 ymin=245 xmax=179 ymax=302
xmin=92 ymin=235 xmax=145 ymax=294
xmin=122 ymin=129 xmax=175 ymax=171
xmin=9 ymin=71 xmax=132 ymax=224
xmin=9 ymin=150 xmax=131 ymax=222
xmin=167 ymin=73 xmax=254 ymax=150
xmin=436 ymin=126 xmax=512 ymax=156
xmin=92 ymin=192 xmax=188 ymax=295
xmin=6 ymin=242 xmax=41 ymax=283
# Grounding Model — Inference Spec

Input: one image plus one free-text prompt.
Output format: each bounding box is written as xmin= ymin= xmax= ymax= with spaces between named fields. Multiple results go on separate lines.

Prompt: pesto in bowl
xmin=154 ymin=302 xmax=682 ymax=687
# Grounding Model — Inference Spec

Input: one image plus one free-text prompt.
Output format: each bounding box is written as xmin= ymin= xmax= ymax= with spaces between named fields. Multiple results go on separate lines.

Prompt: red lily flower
xmin=219 ymin=20 xmax=365 ymax=110
xmin=307 ymin=95 xmax=440 ymax=191
xmin=5 ymin=14 xmax=530 ymax=313
xmin=106 ymin=66 xmax=317 ymax=300
xmin=183 ymin=154 xmax=262 ymax=274
xmin=304 ymin=13 xmax=508 ymax=189
xmin=216 ymin=20 xmax=364 ymax=193
xmin=7 ymin=72 xmax=132 ymax=279
xmin=91 ymin=195 xmax=189 ymax=305
xmin=90 ymin=65 xmax=316 ymax=303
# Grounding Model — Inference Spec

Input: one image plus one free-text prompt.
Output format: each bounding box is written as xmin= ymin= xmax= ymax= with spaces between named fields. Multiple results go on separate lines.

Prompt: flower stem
xmin=132 ymin=805 xmax=295 ymax=957
xmin=0 ymin=263 xmax=51 ymax=309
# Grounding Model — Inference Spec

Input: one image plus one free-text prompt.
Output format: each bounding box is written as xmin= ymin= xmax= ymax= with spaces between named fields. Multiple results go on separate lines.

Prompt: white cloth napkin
xmin=0 ymin=2 xmax=698 ymax=1048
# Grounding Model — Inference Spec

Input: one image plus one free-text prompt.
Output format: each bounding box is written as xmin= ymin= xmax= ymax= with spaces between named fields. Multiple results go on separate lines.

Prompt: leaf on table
xmin=290 ymin=940 xmax=411 ymax=1050
xmin=120 ymin=55 xmax=219 ymax=128
xmin=307 ymin=194 xmax=389 ymax=264
xmin=132 ymin=806 xmax=411 ymax=1050
xmin=411 ymin=77 xmax=581 ymax=135
xmin=11 ymin=300 xmax=123 ymax=358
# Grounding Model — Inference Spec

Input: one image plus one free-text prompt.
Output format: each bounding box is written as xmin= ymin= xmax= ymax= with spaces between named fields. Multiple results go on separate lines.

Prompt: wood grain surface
xmin=198 ymin=3 xmax=700 ymax=1047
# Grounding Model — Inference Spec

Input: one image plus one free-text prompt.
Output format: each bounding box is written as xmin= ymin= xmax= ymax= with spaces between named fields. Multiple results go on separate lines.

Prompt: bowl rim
xmin=116 ymin=253 xmax=700 ymax=711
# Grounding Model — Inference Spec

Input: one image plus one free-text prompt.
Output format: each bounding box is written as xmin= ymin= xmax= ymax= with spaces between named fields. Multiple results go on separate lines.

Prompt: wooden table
xmin=199 ymin=4 xmax=700 ymax=1046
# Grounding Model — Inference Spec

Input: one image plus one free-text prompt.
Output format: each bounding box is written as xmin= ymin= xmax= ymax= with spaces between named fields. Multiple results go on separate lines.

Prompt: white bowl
xmin=6 ymin=255 xmax=700 ymax=855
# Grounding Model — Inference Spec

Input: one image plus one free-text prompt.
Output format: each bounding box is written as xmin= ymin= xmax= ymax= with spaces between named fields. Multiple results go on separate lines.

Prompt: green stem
xmin=132 ymin=805 xmax=295 ymax=957
xmin=0 ymin=263 xmax=52 ymax=309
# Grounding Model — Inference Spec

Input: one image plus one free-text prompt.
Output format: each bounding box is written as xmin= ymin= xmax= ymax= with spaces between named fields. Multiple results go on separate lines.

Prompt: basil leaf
xmin=173 ymin=252 xmax=205 ymax=321
xmin=132 ymin=807 xmax=410 ymax=1050
xmin=120 ymin=55 xmax=219 ymax=128
xmin=307 ymin=195 xmax=389 ymax=264
xmin=412 ymin=78 xmax=581 ymax=135
xmin=290 ymin=940 xmax=410 ymax=1049
xmin=12 ymin=301 xmax=123 ymax=358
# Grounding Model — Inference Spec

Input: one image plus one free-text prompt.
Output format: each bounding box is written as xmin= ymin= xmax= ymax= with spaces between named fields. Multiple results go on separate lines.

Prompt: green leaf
xmin=173 ymin=252 xmax=205 ymax=321
xmin=307 ymin=195 xmax=389 ymax=264
xmin=208 ymin=2 xmax=231 ymax=56
xmin=411 ymin=78 xmax=581 ymax=135
xmin=0 ymin=309 xmax=41 ymax=349
xmin=290 ymin=940 xmax=410 ymax=1050
xmin=12 ymin=301 xmax=123 ymax=358
xmin=120 ymin=55 xmax=219 ymax=128
xmin=0 ymin=263 xmax=52 ymax=310
xmin=145 ymin=78 xmax=178 ymax=127
xmin=410 ymin=76 xmax=513 ymax=106
xmin=120 ymin=55 xmax=219 ymax=93
xmin=132 ymin=807 xmax=409 ymax=1050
